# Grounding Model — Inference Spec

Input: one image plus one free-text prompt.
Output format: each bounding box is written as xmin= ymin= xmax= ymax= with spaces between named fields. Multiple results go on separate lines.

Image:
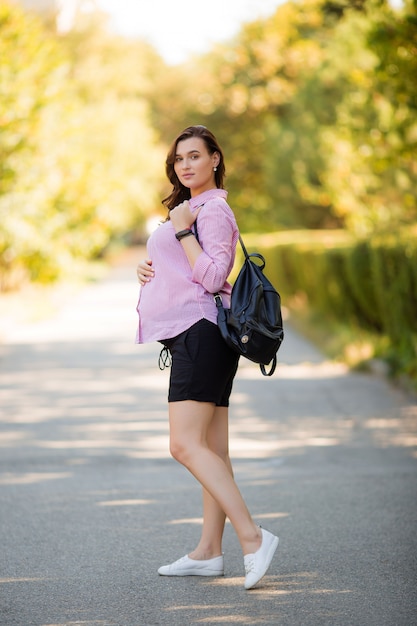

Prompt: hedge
xmin=242 ymin=228 xmax=417 ymax=380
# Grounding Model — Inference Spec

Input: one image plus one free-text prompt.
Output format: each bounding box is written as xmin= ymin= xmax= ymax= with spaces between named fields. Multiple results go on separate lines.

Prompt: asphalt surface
xmin=1 ymin=248 xmax=416 ymax=626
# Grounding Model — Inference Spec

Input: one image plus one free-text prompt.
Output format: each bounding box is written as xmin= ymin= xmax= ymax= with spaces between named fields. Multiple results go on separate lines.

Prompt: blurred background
xmin=1 ymin=0 xmax=416 ymax=384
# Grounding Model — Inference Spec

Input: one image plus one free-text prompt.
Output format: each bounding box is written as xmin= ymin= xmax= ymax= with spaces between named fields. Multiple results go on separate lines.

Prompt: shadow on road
xmin=1 ymin=253 xmax=416 ymax=625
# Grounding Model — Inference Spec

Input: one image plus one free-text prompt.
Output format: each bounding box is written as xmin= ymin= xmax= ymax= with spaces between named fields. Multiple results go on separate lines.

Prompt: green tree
xmin=0 ymin=1 xmax=69 ymax=285
xmin=0 ymin=1 xmax=165 ymax=287
xmin=148 ymin=0 xmax=416 ymax=234
xmin=319 ymin=0 xmax=417 ymax=235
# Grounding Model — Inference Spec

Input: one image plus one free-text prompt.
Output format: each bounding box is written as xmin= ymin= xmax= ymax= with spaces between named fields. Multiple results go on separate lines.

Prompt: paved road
xmin=1 ymin=249 xmax=416 ymax=626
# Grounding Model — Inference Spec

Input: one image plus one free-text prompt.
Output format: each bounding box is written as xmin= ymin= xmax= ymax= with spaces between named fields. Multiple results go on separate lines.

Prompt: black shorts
xmin=161 ymin=319 xmax=239 ymax=407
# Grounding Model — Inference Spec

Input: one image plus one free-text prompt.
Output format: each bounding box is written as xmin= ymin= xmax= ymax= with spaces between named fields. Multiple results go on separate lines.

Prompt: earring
xmin=213 ymin=167 xmax=217 ymax=172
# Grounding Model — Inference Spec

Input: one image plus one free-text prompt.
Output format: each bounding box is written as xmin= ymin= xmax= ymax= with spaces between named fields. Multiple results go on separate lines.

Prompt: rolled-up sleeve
xmin=192 ymin=201 xmax=238 ymax=293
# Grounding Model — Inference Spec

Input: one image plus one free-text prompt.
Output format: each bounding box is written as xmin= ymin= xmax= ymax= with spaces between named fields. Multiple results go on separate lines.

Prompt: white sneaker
xmin=244 ymin=528 xmax=279 ymax=589
xmin=158 ymin=554 xmax=224 ymax=577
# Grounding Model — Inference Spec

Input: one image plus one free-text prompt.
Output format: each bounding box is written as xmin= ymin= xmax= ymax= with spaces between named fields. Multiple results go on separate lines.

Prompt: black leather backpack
xmin=214 ymin=235 xmax=284 ymax=376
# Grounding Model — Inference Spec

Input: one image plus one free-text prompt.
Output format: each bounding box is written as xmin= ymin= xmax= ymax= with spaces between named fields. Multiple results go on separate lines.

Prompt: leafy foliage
xmin=246 ymin=227 xmax=417 ymax=381
xmin=1 ymin=0 xmax=416 ymax=287
xmin=0 ymin=2 xmax=165 ymax=287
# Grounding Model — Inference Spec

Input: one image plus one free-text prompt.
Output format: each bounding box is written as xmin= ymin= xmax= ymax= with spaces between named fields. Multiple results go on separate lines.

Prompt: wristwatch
xmin=175 ymin=228 xmax=194 ymax=241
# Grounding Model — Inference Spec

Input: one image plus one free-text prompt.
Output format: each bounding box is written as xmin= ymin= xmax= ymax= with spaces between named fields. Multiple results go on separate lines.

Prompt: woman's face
xmin=174 ymin=137 xmax=219 ymax=197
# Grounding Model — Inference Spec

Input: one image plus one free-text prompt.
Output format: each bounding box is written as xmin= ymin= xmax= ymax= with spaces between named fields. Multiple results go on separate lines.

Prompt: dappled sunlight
xmin=244 ymin=479 xmax=282 ymax=486
xmin=364 ymin=406 xmax=417 ymax=449
xmin=1 ymin=261 xmax=415 ymax=585
xmin=1 ymin=369 xmax=167 ymax=402
xmin=0 ymin=472 xmax=71 ymax=485
xmin=43 ymin=623 xmax=110 ymax=626
xmin=197 ymin=616 xmax=263 ymax=623
xmin=152 ymin=569 xmax=357 ymax=625
xmin=169 ymin=604 xmax=250 ymax=612
xmin=0 ymin=430 xmax=28 ymax=445
xmin=70 ymin=420 xmax=168 ymax=434
xmin=230 ymin=432 xmax=348 ymax=457
xmin=167 ymin=602 xmax=264 ymax=624
xmin=257 ymin=512 xmax=289 ymax=520
xmin=229 ymin=400 xmax=356 ymax=457
xmin=207 ymin=571 xmax=354 ymax=598
xmin=125 ymin=437 xmax=172 ymax=459
xmin=96 ymin=498 xmax=154 ymax=506
xmin=167 ymin=512 xmax=289 ymax=526
xmin=2 ymin=254 xmax=415 ymax=470
xmin=231 ymin=361 xmax=417 ymax=457
xmin=34 ymin=430 xmax=171 ymax=459
xmin=1 ymin=1 xmax=416 ymax=622
xmin=1 ymin=276 xmax=140 ymax=345
xmin=169 ymin=516 xmax=204 ymax=525
xmin=1 ymin=335 xmax=416 ymax=464
xmin=0 ymin=340 xmax=174 ymax=459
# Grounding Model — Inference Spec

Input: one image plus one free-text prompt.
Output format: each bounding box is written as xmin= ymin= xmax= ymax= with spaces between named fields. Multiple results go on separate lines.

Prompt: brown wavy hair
xmin=162 ymin=125 xmax=226 ymax=215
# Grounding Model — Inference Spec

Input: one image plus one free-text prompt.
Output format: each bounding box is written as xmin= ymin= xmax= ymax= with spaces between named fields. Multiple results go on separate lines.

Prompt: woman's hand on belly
xmin=136 ymin=258 xmax=154 ymax=285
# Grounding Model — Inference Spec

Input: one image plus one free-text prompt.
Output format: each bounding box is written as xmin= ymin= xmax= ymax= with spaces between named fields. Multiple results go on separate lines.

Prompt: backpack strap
xmin=195 ymin=216 xmax=279 ymax=378
xmin=260 ymin=357 xmax=277 ymax=377
xmin=194 ymin=215 xmax=247 ymax=259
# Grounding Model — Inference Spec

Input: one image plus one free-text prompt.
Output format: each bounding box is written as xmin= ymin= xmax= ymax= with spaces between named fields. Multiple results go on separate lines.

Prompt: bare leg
xmin=189 ymin=407 xmax=233 ymax=560
xmin=169 ymin=400 xmax=261 ymax=556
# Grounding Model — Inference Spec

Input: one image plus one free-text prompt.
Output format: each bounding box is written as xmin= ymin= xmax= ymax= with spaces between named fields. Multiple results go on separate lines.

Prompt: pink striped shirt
xmin=136 ymin=188 xmax=239 ymax=343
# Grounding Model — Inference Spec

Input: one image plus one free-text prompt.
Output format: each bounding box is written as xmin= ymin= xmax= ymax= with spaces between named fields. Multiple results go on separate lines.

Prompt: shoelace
xmin=158 ymin=346 xmax=172 ymax=370
xmin=244 ymin=555 xmax=255 ymax=574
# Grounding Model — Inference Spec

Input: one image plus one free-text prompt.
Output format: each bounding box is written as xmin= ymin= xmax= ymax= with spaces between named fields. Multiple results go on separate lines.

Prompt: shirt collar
xmin=189 ymin=188 xmax=227 ymax=210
